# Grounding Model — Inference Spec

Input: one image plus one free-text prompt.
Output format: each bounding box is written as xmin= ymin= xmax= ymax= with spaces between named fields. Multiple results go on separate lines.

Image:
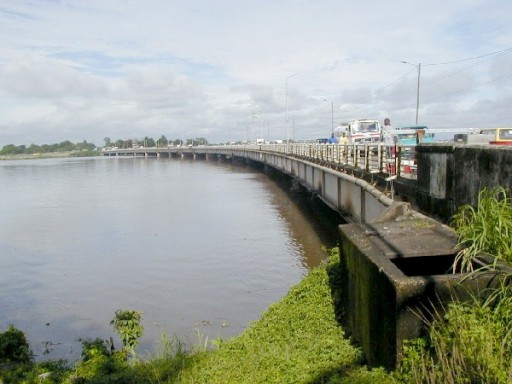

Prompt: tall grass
xmin=451 ymin=186 xmax=512 ymax=273
xmin=396 ymin=296 xmax=512 ymax=383
xmin=396 ymin=186 xmax=512 ymax=383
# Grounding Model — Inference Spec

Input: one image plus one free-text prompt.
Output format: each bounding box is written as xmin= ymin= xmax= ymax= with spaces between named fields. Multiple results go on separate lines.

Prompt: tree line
xmin=0 ymin=140 xmax=96 ymax=156
xmin=0 ymin=134 xmax=212 ymax=156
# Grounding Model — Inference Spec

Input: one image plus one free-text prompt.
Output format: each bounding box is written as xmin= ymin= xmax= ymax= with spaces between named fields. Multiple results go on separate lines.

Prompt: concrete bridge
xmin=103 ymin=142 xmax=511 ymax=368
xmin=104 ymin=143 xmax=418 ymax=224
xmin=102 ymin=142 xmax=512 ymax=224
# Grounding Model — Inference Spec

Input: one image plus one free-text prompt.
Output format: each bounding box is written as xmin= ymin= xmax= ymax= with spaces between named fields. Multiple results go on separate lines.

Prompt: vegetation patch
xmin=177 ymin=248 xmax=392 ymax=384
xmin=451 ymin=186 xmax=512 ymax=272
xmin=395 ymin=186 xmax=512 ymax=383
xmin=0 ymin=248 xmax=393 ymax=383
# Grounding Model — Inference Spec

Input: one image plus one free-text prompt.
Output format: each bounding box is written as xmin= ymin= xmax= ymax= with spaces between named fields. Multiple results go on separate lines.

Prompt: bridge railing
xmin=103 ymin=142 xmax=419 ymax=180
xmin=243 ymin=143 xmax=418 ymax=180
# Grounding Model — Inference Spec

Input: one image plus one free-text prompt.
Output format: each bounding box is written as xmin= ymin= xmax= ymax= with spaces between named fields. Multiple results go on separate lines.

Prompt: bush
xmin=110 ymin=310 xmax=144 ymax=355
xmin=0 ymin=325 xmax=32 ymax=364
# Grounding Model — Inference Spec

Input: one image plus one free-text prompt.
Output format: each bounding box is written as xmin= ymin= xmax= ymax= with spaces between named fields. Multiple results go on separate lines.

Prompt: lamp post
xmin=286 ymin=72 xmax=299 ymax=145
xmin=401 ymin=61 xmax=421 ymax=125
xmin=323 ymin=99 xmax=334 ymax=135
xmin=331 ymin=101 xmax=334 ymax=135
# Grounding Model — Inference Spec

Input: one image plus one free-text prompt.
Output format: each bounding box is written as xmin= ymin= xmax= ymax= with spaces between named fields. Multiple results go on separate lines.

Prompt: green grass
xmin=394 ymin=186 xmax=512 ymax=383
xmin=176 ymin=248 xmax=392 ymax=384
xmin=395 ymin=297 xmax=512 ymax=383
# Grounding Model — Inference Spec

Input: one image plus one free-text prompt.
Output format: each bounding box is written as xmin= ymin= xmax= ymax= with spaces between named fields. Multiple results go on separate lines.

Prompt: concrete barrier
xmin=338 ymin=218 xmax=502 ymax=369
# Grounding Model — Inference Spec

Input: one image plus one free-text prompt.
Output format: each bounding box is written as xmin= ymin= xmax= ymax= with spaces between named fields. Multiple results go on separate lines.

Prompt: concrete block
xmin=338 ymin=219 xmax=501 ymax=369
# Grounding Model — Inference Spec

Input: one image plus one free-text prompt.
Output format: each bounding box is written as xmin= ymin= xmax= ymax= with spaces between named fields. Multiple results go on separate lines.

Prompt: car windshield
xmin=353 ymin=122 xmax=379 ymax=133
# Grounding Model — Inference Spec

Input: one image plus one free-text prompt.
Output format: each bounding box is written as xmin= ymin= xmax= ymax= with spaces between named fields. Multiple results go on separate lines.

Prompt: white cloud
xmin=0 ymin=56 xmax=106 ymax=98
xmin=0 ymin=0 xmax=512 ymax=146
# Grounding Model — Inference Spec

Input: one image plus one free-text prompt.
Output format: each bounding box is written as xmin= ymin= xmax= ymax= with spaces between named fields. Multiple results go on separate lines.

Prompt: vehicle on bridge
xmin=382 ymin=125 xmax=435 ymax=178
xmin=480 ymin=127 xmax=512 ymax=145
xmin=392 ymin=125 xmax=435 ymax=145
xmin=334 ymin=119 xmax=382 ymax=145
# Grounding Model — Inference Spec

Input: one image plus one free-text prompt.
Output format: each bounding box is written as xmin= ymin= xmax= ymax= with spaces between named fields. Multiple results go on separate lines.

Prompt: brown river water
xmin=0 ymin=156 xmax=342 ymax=360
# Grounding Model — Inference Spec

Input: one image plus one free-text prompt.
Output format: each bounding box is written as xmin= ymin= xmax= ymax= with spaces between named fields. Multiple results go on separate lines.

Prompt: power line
xmin=337 ymin=48 xmax=512 ymax=120
xmin=423 ymin=47 xmax=512 ymax=66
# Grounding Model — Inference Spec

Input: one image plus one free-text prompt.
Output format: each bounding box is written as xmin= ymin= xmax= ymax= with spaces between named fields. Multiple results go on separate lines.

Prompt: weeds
xmin=396 ymin=296 xmax=512 ymax=383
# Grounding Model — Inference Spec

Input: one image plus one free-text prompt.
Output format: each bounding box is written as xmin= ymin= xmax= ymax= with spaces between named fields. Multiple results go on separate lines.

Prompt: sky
xmin=1 ymin=0 xmax=512 ymax=147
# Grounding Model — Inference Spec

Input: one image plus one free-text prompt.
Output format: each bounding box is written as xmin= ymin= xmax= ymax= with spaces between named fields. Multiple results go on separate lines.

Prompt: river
xmin=0 ymin=156 xmax=341 ymax=360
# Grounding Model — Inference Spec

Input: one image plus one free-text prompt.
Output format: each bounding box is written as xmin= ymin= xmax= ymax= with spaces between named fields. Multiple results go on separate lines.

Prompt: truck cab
xmin=334 ymin=119 xmax=382 ymax=145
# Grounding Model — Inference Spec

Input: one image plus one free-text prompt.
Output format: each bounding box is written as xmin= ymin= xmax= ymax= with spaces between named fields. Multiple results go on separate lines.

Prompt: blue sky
xmin=0 ymin=0 xmax=511 ymax=146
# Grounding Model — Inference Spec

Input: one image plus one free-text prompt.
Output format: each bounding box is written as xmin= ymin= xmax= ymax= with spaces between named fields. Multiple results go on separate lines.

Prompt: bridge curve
xmin=103 ymin=143 xmax=427 ymax=224
xmin=103 ymin=142 xmax=512 ymax=223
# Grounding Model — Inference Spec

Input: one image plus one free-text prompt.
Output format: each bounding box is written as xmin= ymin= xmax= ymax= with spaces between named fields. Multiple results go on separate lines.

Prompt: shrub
xmin=0 ymin=325 xmax=32 ymax=364
xmin=110 ymin=309 xmax=144 ymax=355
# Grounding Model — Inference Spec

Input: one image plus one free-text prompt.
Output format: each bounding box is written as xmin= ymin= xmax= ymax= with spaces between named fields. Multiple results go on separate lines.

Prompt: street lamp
xmin=286 ymin=72 xmax=299 ymax=145
xmin=401 ymin=61 xmax=421 ymax=125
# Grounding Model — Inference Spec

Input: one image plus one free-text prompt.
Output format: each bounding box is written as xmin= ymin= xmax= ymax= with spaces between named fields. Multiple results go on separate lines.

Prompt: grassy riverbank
xmin=175 ymin=247 xmax=392 ymax=383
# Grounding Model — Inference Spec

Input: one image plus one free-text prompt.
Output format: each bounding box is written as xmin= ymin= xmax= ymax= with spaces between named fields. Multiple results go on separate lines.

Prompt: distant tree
xmin=13 ymin=145 xmax=26 ymax=154
xmin=158 ymin=135 xmax=168 ymax=147
xmin=76 ymin=140 xmax=95 ymax=151
xmin=27 ymin=144 xmax=42 ymax=154
xmin=0 ymin=144 xmax=16 ymax=155
xmin=104 ymin=137 xmax=111 ymax=147
xmin=115 ymin=139 xmax=124 ymax=148
xmin=173 ymin=139 xmax=183 ymax=146
xmin=58 ymin=140 xmax=74 ymax=152
xmin=144 ymin=137 xmax=156 ymax=147
xmin=1 ymin=141 xmax=98 ymax=155
xmin=41 ymin=144 xmax=52 ymax=153
xmin=186 ymin=138 xmax=208 ymax=146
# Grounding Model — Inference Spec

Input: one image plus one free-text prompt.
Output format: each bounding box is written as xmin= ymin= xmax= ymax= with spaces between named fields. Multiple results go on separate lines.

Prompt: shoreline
xmin=0 ymin=151 xmax=100 ymax=161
